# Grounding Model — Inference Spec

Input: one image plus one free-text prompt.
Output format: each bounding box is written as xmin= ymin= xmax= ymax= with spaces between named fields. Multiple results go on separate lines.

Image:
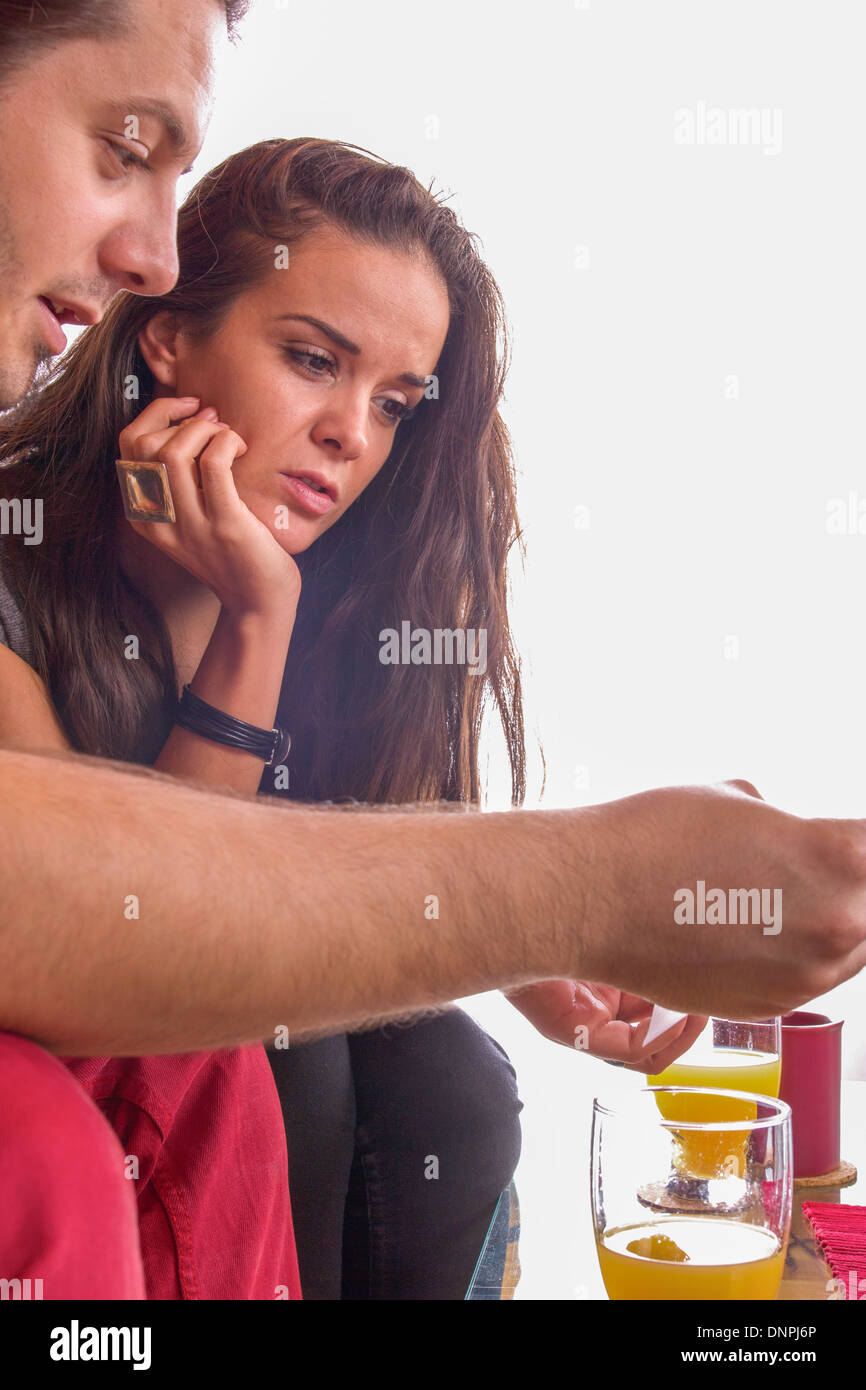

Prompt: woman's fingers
xmin=157 ymin=419 xmax=233 ymax=509
xmin=196 ymin=429 xmax=248 ymax=523
xmin=627 ymin=1012 xmax=709 ymax=1074
xmin=132 ymin=414 xmax=234 ymax=522
xmin=118 ymin=396 xmax=202 ymax=456
xmin=129 ymin=413 xmax=220 ymax=465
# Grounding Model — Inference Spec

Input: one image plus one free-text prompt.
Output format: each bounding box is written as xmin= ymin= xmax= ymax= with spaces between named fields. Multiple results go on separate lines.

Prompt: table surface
xmin=493 ymin=1077 xmax=866 ymax=1301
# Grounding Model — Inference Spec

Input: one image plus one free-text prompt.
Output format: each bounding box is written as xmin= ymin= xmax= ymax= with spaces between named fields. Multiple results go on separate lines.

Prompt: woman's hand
xmin=504 ymin=979 xmax=708 ymax=1072
xmin=118 ymin=396 xmax=301 ymax=619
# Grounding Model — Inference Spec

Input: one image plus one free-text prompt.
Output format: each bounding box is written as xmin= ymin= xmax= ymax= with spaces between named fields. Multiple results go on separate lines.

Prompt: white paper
xmin=643 ymin=1004 xmax=688 ymax=1048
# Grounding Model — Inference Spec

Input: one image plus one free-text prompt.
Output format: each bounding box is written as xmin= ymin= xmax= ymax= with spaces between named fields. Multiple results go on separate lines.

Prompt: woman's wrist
xmin=217 ymin=597 xmax=299 ymax=633
xmin=179 ymin=604 xmax=296 ymax=753
xmin=176 ymin=685 xmax=290 ymax=766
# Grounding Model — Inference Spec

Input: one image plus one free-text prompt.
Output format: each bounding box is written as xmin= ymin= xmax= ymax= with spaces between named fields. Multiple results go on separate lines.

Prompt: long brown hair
xmin=0 ymin=138 xmax=526 ymax=806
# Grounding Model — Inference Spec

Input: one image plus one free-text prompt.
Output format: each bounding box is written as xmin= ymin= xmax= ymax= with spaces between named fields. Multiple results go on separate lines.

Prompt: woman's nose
xmin=313 ymin=397 xmax=368 ymax=461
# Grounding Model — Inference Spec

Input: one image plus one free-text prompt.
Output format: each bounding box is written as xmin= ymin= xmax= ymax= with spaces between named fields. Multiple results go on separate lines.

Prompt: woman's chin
xmin=268 ymin=525 xmax=316 ymax=558
xmin=242 ymin=498 xmax=318 ymax=556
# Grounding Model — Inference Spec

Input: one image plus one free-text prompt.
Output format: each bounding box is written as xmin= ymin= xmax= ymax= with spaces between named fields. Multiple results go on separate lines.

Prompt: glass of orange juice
xmin=647 ymin=1018 xmax=782 ymax=1191
xmin=591 ymin=1088 xmax=792 ymax=1300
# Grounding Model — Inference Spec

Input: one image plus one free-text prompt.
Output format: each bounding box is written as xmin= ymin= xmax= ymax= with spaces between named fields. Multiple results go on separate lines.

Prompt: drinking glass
xmin=647 ymin=1017 xmax=781 ymax=1189
xmin=591 ymin=1087 xmax=792 ymax=1300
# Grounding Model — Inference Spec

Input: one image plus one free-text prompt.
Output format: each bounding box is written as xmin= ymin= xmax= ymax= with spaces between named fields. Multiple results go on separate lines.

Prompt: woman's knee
xmin=348 ymin=1010 xmax=523 ymax=1196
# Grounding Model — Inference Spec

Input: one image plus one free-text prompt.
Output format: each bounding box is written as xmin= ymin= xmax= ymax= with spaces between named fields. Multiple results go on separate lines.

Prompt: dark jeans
xmin=267 ymin=1009 xmax=523 ymax=1300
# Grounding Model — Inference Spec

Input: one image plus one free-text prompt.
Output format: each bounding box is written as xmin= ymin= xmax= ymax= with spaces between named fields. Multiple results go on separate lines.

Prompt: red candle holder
xmin=779 ymin=1011 xmax=843 ymax=1179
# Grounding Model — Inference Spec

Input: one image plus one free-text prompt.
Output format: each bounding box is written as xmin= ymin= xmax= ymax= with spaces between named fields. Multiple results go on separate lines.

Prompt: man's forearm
xmin=0 ymin=748 xmax=581 ymax=1055
xmin=6 ymin=751 xmax=866 ymax=1054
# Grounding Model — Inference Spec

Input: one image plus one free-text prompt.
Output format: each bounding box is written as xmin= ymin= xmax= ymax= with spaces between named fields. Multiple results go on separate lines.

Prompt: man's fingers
xmin=724 ymin=777 xmax=763 ymax=801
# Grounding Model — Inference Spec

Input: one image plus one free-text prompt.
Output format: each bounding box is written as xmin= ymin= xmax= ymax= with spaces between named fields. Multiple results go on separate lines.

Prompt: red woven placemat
xmin=803 ymin=1201 xmax=866 ymax=1300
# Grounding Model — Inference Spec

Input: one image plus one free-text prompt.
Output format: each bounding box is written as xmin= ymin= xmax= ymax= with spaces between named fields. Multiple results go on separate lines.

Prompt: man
xmin=0 ymin=0 xmax=242 ymax=410
xmin=1 ymin=0 xmax=865 ymax=1298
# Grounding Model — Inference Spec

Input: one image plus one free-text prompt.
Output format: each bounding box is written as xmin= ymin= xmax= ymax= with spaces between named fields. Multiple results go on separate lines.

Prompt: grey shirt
xmin=0 ymin=547 xmax=34 ymax=666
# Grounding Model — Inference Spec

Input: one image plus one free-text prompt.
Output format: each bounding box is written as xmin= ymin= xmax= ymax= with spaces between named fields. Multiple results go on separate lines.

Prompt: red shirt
xmin=62 ymin=1045 xmax=301 ymax=1300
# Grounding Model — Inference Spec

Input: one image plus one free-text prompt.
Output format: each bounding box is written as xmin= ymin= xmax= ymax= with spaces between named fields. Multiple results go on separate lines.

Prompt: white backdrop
xmin=68 ymin=0 xmax=866 ymax=1297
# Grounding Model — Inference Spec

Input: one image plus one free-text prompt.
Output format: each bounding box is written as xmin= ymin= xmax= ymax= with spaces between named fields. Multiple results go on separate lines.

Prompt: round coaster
xmin=637 ymin=1179 xmax=710 ymax=1214
xmin=793 ymin=1159 xmax=857 ymax=1189
xmin=636 ymin=1179 xmax=756 ymax=1216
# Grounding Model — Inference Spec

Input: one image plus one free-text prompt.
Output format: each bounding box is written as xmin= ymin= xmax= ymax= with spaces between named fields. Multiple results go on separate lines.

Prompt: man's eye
xmin=102 ymin=139 xmax=151 ymax=174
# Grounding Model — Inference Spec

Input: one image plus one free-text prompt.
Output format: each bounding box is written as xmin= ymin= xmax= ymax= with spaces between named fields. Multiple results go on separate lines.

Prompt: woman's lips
xmin=278 ymin=474 xmax=336 ymax=515
xmin=36 ymin=297 xmax=69 ymax=356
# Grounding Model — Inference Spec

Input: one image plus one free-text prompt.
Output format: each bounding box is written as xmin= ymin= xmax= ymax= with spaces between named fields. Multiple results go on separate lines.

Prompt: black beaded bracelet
xmin=175 ymin=685 xmax=291 ymax=767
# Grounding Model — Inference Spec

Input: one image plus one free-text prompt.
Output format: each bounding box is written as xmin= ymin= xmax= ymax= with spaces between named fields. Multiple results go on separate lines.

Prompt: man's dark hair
xmin=0 ymin=1 xmax=251 ymax=78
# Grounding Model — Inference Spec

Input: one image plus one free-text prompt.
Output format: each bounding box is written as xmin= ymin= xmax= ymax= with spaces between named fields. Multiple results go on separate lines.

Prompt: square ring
xmin=115 ymin=458 xmax=176 ymax=524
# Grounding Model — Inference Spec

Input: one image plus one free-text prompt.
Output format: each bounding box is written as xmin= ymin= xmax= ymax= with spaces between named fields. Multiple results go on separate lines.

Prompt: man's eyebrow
xmin=108 ymin=98 xmax=199 ymax=166
xmin=272 ymin=314 xmax=430 ymax=389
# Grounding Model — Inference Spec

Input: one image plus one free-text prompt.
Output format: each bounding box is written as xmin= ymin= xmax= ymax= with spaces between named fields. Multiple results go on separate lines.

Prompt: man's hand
xmin=568 ymin=779 xmax=866 ymax=1018
xmin=504 ymin=980 xmax=707 ymax=1071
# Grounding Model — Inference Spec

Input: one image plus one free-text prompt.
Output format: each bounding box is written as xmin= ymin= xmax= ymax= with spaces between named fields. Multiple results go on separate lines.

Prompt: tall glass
xmin=591 ymin=1088 xmax=792 ymax=1300
xmin=647 ymin=1017 xmax=781 ymax=1187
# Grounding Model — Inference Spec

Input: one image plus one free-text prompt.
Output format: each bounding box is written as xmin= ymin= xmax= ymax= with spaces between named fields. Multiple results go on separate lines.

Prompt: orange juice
xmin=598 ymin=1217 xmax=784 ymax=1299
xmin=647 ymin=1050 xmax=781 ymax=1179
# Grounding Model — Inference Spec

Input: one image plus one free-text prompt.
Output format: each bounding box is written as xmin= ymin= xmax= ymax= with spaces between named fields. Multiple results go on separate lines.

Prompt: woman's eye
xmin=379 ymin=398 xmax=417 ymax=427
xmin=285 ymin=348 xmax=416 ymax=427
xmin=286 ymin=348 xmax=336 ymax=378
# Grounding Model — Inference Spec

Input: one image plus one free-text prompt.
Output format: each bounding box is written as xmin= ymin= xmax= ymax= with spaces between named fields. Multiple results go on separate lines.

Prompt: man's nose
xmin=98 ymin=190 xmax=181 ymax=299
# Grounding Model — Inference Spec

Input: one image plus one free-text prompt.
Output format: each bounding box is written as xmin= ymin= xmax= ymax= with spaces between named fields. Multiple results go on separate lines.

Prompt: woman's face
xmin=150 ymin=225 xmax=451 ymax=552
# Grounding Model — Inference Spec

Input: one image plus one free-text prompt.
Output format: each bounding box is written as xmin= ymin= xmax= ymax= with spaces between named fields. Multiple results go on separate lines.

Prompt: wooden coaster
xmin=793 ymin=1159 xmax=857 ymax=1189
xmin=637 ymin=1180 xmax=711 ymax=1214
xmin=636 ymin=1179 xmax=759 ymax=1216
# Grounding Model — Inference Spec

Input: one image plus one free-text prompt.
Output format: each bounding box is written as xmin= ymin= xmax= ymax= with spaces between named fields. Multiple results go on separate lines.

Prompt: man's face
xmin=0 ymin=0 xmax=223 ymax=410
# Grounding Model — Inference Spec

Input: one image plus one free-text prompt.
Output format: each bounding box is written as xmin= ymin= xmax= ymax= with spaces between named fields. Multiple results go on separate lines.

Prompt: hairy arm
xmin=0 ymin=634 xmax=577 ymax=1054
xmin=2 ymin=743 xmax=866 ymax=1052
xmin=0 ymin=745 xmax=582 ymax=1055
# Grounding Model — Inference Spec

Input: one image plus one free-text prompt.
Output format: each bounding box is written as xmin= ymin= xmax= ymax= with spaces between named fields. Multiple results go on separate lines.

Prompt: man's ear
xmin=137 ymin=312 xmax=182 ymax=389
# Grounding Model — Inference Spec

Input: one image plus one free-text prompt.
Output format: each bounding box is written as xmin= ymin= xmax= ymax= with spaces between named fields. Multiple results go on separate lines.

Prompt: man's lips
xmin=36 ymin=297 xmax=69 ymax=355
xmin=36 ymin=296 xmax=102 ymax=354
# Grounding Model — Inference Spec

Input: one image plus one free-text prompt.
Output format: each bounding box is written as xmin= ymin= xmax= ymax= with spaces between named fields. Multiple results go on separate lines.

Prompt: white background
xmin=71 ymin=0 xmax=866 ymax=1297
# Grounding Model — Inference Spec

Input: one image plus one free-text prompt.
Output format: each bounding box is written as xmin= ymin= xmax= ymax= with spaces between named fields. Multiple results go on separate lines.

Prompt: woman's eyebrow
xmin=273 ymin=313 xmax=360 ymax=354
xmin=272 ymin=313 xmax=430 ymax=389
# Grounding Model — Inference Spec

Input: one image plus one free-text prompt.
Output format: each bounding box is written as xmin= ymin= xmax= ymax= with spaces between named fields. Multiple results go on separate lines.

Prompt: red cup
xmin=779 ymin=1011 xmax=843 ymax=1178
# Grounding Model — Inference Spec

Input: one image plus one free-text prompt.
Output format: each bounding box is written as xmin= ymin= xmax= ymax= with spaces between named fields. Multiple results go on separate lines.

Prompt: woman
xmin=0 ymin=137 xmax=525 ymax=1299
